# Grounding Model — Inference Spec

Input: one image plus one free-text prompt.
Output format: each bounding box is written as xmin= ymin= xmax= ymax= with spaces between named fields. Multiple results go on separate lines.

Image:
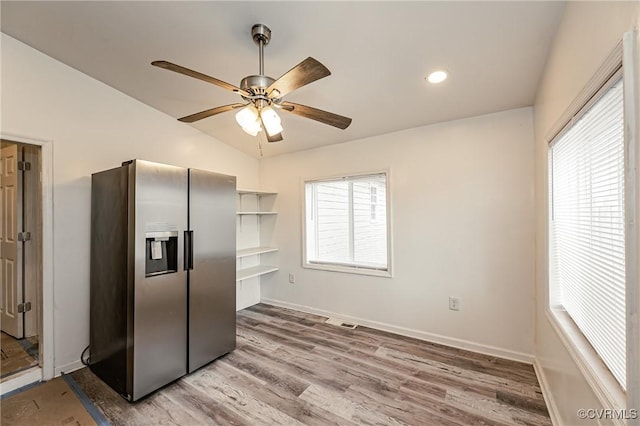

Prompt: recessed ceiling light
xmin=426 ymin=70 xmax=448 ymax=84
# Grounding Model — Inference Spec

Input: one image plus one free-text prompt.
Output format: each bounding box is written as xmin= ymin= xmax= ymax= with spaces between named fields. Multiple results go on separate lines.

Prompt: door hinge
xmin=17 ymin=302 xmax=32 ymax=313
xmin=17 ymin=161 xmax=31 ymax=171
xmin=18 ymin=232 xmax=31 ymax=242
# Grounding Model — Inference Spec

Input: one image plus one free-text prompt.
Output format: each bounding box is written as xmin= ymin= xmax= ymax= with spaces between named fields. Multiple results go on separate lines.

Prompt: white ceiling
xmin=1 ymin=1 xmax=565 ymax=158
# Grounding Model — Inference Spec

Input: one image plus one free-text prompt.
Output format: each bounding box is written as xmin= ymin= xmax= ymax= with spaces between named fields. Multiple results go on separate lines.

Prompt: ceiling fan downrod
xmin=240 ymin=24 xmax=276 ymax=105
xmin=252 ymin=24 xmax=271 ymax=76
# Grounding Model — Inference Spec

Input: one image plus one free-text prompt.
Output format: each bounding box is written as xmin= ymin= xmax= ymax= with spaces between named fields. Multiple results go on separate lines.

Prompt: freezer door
xmin=188 ymin=169 xmax=236 ymax=372
xmin=132 ymin=160 xmax=188 ymax=401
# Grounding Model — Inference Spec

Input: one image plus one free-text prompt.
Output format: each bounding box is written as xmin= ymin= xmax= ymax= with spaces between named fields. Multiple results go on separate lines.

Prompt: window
xmin=304 ymin=172 xmax=390 ymax=276
xmin=549 ymin=75 xmax=626 ymax=389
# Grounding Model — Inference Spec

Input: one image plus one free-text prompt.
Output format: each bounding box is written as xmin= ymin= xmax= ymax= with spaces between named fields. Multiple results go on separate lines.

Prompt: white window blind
xmin=305 ymin=173 xmax=388 ymax=272
xmin=550 ymin=77 xmax=626 ymax=389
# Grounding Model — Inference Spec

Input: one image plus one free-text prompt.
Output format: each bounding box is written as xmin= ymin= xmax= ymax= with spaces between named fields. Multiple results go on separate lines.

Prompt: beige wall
xmin=1 ymin=34 xmax=260 ymax=374
xmin=533 ymin=2 xmax=640 ymax=424
xmin=259 ymin=107 xmax=536 ymax=360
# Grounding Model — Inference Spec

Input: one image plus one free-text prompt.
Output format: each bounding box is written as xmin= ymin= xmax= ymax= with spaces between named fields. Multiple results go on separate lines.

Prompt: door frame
xmin=0 ymin=132 xmax=54 ymax=387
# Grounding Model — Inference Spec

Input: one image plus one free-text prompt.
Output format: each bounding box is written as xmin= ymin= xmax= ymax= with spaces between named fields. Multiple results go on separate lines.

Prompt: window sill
xmin=546 ymin=308 xmax=626 ymax=414
xmin=303 ymin=262 xmax=392 ymax=278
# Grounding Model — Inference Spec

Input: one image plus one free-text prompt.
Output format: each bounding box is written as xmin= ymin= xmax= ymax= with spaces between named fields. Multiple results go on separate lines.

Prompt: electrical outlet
xmin=449 ymin=297 xmax=460 ymax=311
xmin=289 ymin=273 xmax=295 ymax=284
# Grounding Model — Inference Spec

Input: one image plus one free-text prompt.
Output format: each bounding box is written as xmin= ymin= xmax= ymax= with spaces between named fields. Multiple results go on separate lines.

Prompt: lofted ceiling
xmin=1 ymin=1 xmax=565 ymax=158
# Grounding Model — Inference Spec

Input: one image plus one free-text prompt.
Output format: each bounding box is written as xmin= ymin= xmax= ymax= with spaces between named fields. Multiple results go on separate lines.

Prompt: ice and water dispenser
xmin=145 ymin=231 xmax=178 ymax=277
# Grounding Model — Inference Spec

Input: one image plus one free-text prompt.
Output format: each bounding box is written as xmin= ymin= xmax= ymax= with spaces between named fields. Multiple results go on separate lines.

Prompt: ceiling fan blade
xmin=152 ymin=60 xmax=251 ymax=98
xmin=178 ymin=103 xmax=245 ymax=123
xmin=267 ymin=57 xmax=331 ymax=98
xmin=280 ymin=101 xmax=352 ymax=129
xmin=267 ymin=132 xmax=284 ymax=143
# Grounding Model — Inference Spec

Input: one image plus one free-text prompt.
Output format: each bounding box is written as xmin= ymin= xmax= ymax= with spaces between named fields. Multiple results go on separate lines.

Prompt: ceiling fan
xmin=151 ymin=23 xmax=352 ymax=146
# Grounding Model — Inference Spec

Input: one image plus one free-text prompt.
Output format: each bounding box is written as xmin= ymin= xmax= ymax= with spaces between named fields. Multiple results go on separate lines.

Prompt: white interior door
xmin=1 ymin=143 xmax=23 ymax=338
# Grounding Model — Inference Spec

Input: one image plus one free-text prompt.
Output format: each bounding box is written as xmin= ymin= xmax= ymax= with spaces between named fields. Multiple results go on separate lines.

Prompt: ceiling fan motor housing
xmin=239 ymin=75 xmax=278 ymax=107
xmin=240 ymin=75 xmax=275 ymax=93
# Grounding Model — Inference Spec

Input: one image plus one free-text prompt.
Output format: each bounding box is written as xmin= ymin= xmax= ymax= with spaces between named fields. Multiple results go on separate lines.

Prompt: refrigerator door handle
xmin=184 ymin=230 xmax=194 ymax=271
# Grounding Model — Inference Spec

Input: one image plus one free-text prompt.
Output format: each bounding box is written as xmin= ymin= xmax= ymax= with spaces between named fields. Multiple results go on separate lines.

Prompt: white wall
xmin=259 ymin=107 xmax=536 ymax=360
xmin=532 ymin=2 xmax=640 ymax=424
xmin=0 ymin=34 xmax=260 ymax=374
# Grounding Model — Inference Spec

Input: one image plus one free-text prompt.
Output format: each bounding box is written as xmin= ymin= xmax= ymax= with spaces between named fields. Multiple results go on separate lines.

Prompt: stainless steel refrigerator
xmin=89 ymin=159 xmax=236 ymax=401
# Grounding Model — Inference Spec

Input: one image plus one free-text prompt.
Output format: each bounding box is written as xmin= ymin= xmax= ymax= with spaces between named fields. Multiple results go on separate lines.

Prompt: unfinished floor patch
xmin=1 ymin=376 xmax=98 ymax=426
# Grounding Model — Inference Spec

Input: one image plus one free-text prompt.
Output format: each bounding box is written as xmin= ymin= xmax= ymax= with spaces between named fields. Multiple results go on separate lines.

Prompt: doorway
xmin=1 ymin=140 xmax=43 ymax=383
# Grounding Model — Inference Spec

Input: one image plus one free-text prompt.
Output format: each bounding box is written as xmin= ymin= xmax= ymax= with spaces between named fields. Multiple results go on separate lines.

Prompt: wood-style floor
xmin=71 ymin=304 xmax=551 ymax=425
xmin=1 ymin=332 xmax=39 ymax=382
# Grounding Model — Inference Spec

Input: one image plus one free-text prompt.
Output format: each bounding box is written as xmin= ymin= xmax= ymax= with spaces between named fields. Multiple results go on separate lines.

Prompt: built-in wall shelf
xmin=236 ymin=189 xmax=278 ymax=310
xmin=237 ymin=247 xmax=279 ymax=258
xmin=236 ymin=265 xmax=279 ymax=281
xmin=237 ymin=189 xmax=277 ymax=196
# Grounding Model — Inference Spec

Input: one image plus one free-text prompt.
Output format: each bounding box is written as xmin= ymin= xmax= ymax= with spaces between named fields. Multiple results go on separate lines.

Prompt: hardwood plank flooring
xmin=1 ymin=332 xmax=39 ymax=381
xmin=70 ymin=303 xmax=551 ymax=425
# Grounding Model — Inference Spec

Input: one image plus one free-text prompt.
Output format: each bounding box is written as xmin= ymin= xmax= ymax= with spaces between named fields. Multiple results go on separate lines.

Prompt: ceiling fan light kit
xmin=235 ymin=105 xmax=261 ymax=136
xmin=260 ymin=107 xmax=283 ymax=136
xmin=235 ymin=105 xmax=282 ymax=137
xmin=152 ymin=23 xmax=352 ymax=151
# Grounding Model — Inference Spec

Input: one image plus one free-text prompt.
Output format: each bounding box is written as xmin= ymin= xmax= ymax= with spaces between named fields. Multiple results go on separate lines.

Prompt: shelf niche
xmin=236 ymin=189 xmax=278 ymax=310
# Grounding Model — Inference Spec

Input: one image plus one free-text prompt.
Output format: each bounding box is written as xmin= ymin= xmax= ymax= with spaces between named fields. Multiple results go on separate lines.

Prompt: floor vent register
xmin=325 ymin=318 xmax=358 ymax=329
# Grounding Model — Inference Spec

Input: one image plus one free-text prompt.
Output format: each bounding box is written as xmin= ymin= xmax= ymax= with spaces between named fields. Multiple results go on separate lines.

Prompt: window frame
xmin=545 ymin=36 xmax=638 ymax=413
xmin=301 ymin=170 xmax=393 ymax=278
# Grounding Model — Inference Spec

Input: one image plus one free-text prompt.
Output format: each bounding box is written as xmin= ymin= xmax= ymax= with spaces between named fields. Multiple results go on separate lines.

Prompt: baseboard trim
xmin=261 ymin=298 xmax=535 ymax=364
xmin=55 ymin=359 xmax=84 ymax=377
xmin=533 ymin=359 xmax=561 ymax=426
